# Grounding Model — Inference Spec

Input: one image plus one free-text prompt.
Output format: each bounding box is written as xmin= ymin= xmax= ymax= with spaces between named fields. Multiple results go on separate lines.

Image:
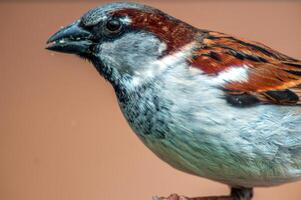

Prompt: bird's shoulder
xmin=188 ymin=31 xmax=301 ymax=106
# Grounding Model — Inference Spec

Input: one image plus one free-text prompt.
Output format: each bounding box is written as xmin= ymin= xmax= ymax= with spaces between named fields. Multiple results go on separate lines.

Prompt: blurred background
xmin=0 ymin=0 xmax=301 ymax=200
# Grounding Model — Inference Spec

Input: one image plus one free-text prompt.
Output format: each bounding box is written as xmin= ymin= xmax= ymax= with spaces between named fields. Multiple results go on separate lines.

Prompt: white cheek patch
xmin=213 ymin=64 xmax=250 ymax=85
xmin=147 ymin=42 xmax=195 ymax=75
xmin=158 ymin=43 xmax=167 ymax=54
xmin=131 ymin=42 xmax=196 ymax=87
xmin=159 ymin=42 xmax=195 ymax=67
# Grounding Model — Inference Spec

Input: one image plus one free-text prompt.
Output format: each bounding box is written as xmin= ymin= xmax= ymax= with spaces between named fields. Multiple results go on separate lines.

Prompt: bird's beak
xmin=46 ymin=20 xmax=94 ymax=55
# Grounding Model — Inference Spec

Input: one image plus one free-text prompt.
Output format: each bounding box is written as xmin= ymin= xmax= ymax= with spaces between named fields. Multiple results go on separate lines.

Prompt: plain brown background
xmin=1 ymin=1 xmax=301 ymax=200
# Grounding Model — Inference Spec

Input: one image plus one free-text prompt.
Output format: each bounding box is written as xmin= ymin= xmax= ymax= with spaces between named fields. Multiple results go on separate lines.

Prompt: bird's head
xmin=46 ymin=2 xmax=198 ymax=84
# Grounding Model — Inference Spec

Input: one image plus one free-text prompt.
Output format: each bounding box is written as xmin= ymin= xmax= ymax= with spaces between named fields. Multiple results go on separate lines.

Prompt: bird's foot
xmin=153 ymin=187 xmax=253 ymax=200
xmin=153 ymin=194 xmax=189 ymax=200
xmin=153 ymin=194 xmax=232 ymax=200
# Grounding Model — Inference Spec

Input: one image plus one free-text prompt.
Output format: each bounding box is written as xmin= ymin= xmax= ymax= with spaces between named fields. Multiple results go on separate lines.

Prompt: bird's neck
xmin=90 ymin=57 xmax=142 ymax=102
xmin=92 ymin=41 xmax=197 ymax=101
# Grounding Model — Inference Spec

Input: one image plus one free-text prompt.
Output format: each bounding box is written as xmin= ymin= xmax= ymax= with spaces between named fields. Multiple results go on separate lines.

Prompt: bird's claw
xmin=153 ymin=194 xmax=190 ymax=200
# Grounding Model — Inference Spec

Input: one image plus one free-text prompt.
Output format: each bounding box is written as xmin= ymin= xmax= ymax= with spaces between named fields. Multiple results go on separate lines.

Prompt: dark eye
xmin=105 ymin=19 xmax=122 ymax=33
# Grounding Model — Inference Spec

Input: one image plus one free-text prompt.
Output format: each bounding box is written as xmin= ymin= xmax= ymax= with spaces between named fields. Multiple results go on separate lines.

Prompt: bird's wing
xmin=189 ymin=31 xmax=301 ymax=106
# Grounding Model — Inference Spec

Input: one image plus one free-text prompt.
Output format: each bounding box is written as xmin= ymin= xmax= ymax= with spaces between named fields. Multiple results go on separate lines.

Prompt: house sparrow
xmin=46 ymin=2 xmax=301 ymax=200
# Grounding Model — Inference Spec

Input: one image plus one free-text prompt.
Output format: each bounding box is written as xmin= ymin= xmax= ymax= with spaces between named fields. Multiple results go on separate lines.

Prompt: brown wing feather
xmin=190 ymin=31 xmax=301 ymax=105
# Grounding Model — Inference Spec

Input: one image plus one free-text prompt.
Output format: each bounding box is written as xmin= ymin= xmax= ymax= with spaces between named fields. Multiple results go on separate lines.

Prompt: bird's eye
xmin=105 ymin=19 xmax=122 ymax=33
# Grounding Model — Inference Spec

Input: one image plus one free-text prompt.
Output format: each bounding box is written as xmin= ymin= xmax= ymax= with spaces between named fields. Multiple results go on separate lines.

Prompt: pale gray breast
xmin=115 ymin=67 xmax=301 ymax=187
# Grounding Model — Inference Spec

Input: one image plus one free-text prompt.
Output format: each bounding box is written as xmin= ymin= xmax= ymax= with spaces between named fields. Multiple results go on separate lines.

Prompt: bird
xmin=46 ymin=2 xmax=301 ymax=200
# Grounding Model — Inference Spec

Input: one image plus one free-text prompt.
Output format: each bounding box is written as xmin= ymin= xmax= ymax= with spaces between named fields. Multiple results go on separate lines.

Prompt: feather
xmin=189 ymin=31 xmax=301 ymax=106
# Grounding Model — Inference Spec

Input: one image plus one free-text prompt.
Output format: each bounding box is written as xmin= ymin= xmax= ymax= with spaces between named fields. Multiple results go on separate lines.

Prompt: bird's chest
xmin=116 ymin=85 xmax=173 ymax=140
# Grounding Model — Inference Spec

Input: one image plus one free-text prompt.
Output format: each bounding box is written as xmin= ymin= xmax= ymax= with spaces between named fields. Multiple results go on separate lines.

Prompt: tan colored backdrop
xmin=1 ymin=1 xmax=301 ymax=200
